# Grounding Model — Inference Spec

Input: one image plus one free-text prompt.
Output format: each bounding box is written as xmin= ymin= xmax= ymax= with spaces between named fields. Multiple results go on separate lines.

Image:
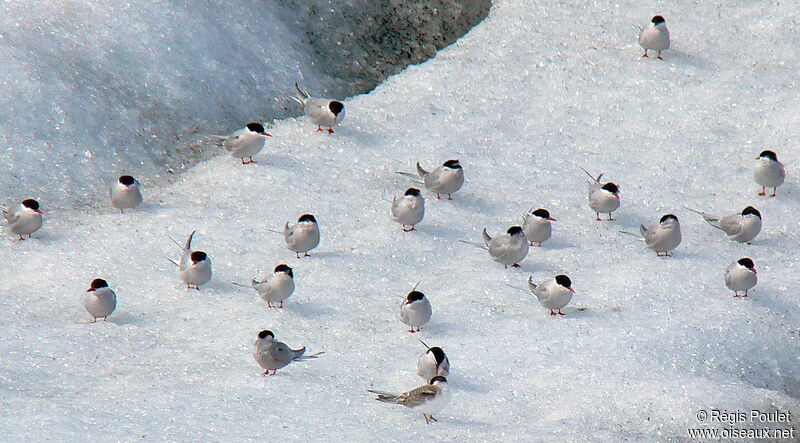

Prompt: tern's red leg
xmin=759 ymin=187 xmax=766 ymax=196
xmin=436 ymin=193 xmax=441 ymax=199
xmin=409 ymin=328 xmax=416 ymax=333
xmin=642 ymin=49 xmax=649 ymax=57
xmin=18 ymin=235 xmax=25 ymax=241
xmin=296 ymin=252 xmax=301 ymax=259
xmin=512 ymin=263 xmax=521 ymax=268
xmin=771 ymin=188 xmax=777 ymax=197
xmin=317 ymin=126 xmax=323 ymax=132
xmin=595 ymin=213 xmax=602 ymax=221
xmin=279 ymin=301 xmax=284 ymax=308
xmin=429 ymin=415 xmax=437 ymax=422
xmin=304 ymin=252 xmax=310 ymax=257
xmin=559 ymin=310 xmax=566 ymax=316
xmin=425 ymin=414 xmax=431 ymax=424
xmin=607 ymin=215 xmax=616 ymax=221
xmin=328 ymin=128 xmax=335 ymax=134
xmin=550 ymin=310 xmax=557 ymax=316
xmin=657 ymin=51 xmax=663 ymax=60
xmin=92 ymin=318 xmax=97 ymax=323
xmin=268 ymin=301 xmax=273 ymax=308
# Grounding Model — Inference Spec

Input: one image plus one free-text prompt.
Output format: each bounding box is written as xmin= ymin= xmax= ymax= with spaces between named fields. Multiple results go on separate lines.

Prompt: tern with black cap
xmin=754 ymin=150 xmax=785 ymax=197
xmin=253 ymin=329 xmax=323 ymax=375
xmin=686 ymin=206 xmax=762 ymax=244
xmin=283 ymin=214 xmax=320 ymax=258
xmin=528 ymin=274 xmax=576 ymax=316
xmin=2 ymin=198 xmax=43 ymax=240
xmin=481 ymin=225 xmax=529 ymax=268
xmin=84 ymin=278 xmax=117 ymax=322
xmin=725 ymin=257 xmax=758 ymax=297
xmin=252 ymin=264 xmax=295 ymax=308
xmin=291 ymin=83 xmax=345 ymax=133
xmin=391 ymin=188 xmax=425 ymax=232
xmin=168 ymin=230 xmax=212 ymax=289
xmin=580 ymin=166 xmax=620 ymax=221
xmin=368 ymin=376 xmax=451 ymax=424
xmin=110 ymin=175 xmax=143 ymax=213
xmin=638 ymin=15 xmax=670 ymax=59
xmin=522 ymin=208 xmax=556 ymax=247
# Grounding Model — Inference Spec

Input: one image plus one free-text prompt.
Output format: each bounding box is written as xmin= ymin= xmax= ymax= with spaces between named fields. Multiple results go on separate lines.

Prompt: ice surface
xmin=0 ymin=0 xmax=488 ymax=208
xmin=2 ymin=0 xmax=800 ymax=440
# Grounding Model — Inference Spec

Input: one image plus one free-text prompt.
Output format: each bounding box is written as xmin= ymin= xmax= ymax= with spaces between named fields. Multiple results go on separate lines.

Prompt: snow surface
xmin=3 ymin=0 xmax=800 ymax=440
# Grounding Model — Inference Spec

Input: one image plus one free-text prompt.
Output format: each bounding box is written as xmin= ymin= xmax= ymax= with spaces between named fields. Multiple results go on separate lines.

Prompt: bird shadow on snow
xmin=748 ymin=290 xmax=799 ymax=316
xmin=537 ymin=238 xmax=573 ymax=250
xmin=448 ymin=373 xmax=493 ymax=394
xmin=255 ymin=153 xmax=304 ymax=171
xmin=665 ymin=49 xmax=710 ymax=69
xmin=284 ymin=301 xmax=335 ymax=318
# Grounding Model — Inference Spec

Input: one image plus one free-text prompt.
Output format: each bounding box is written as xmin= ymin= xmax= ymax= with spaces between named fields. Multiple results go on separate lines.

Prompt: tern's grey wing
xmin=224 ymin=134 xmax=245 ymax=153
xmin=5 ymin=210 xmax=20 ymax=224
xmin=391 ymin=197 xmax=401 ymax=218
xmin=724 ymin=264 xmax=734 ymax=289
xmin=424 ymin=166 xmax=443 ymax=188
xmin=639 ymin=224 xmax=648 ymax=237
xmin=716 ymin=214 xmax=742 ymax=236
xmin=305 ymin=98 xmax=330 ymax=120
xmin=643 ymin=225 xmax=659 ymax=246
xmin=178 ymin=250 xmax=191 ymax=271
xmin=439 ymin=357 xmax=450 ymax=375
xmin=398 ymin=384 xmax=437 ymax=408
xmin=270 ymin=342 xmax=295 ymax=367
